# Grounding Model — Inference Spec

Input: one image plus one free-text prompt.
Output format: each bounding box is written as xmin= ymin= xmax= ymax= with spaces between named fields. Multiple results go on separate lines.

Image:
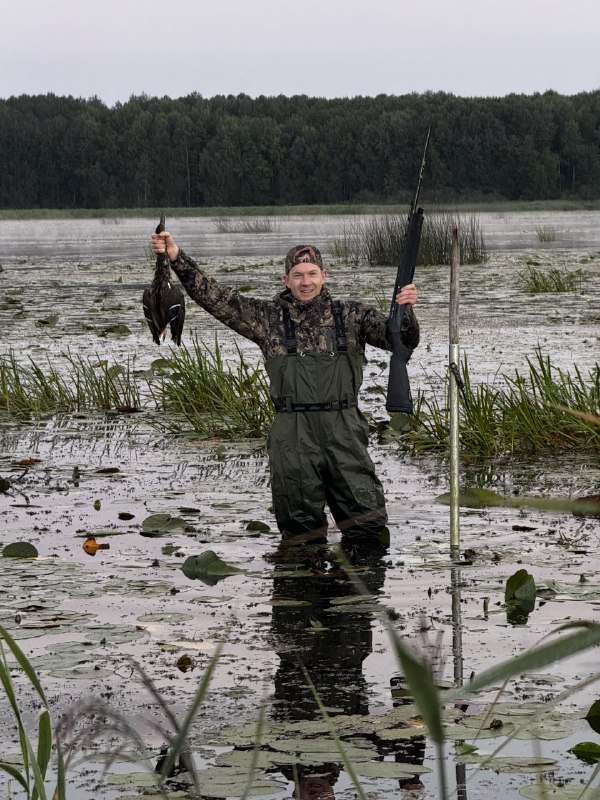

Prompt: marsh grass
xmin=330 ymin=212 xmax=487 ymax=266
xmin=3 ymin=590 xmax=600 ymax=799
xmin=518 ymin=264 xmax=586 ymax=292
xmin=212 ymin=216 xmax=281 ymax=234
xmin=147 ymin=334 xmax=273 ymax=438
xmin=0 ymin=351 xmax=142 ymax=415
xmin=535 ymin=225 xmax=558 ymax=242
xmin=408 ymin=348 xmax=599 ymax=456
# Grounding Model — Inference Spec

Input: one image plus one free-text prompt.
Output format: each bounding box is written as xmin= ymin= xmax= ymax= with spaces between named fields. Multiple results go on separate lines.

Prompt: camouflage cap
xmin=284 ymin=244 xmax=323 ymax=273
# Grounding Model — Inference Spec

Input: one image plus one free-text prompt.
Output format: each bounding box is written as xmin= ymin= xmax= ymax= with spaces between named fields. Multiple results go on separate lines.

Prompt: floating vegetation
xmin=330 ymin=212 xmax=487 ymax=266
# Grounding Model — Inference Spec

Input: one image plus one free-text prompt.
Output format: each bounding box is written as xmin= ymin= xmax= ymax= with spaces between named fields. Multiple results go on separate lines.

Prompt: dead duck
xmin=142 ymin=213 xmax=185 ymax=346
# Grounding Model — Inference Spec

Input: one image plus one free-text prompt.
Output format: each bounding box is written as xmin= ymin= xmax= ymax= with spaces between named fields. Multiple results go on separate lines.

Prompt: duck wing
xmin=142 ymin=285 xmax=163 ymax=345
xmin=166 ymin=284 xmax=186 ymax=346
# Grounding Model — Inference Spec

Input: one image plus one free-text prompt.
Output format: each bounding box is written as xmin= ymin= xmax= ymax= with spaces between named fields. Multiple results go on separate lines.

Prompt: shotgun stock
xmin=385 ymin=128 xmax=430 ymax=413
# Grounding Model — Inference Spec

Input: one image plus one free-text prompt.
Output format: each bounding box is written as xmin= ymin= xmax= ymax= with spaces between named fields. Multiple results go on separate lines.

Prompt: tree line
xmin=0 ymin=90 xmax=599 ymax=209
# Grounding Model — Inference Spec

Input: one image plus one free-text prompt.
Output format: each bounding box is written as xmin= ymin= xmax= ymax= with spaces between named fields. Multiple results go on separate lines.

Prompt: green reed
xmin=147 ymin=333 xmax=274 ymax=438
xmin=408 ymin=347 xmax=599 ymax=456
xmin=0 ymin=624 xmax=66 ymax=800
xmin=535 ymin=224 xmax=557 ymax=242
xmin=330 ymin=212 xmax=487 ymax=266
xmin=0 ymin=351 xmax=141 ymax=415
xmin=518 ymin=263 xmax=585 ymax=292
xmin=212 ymin=216 xmax=281 ymax=234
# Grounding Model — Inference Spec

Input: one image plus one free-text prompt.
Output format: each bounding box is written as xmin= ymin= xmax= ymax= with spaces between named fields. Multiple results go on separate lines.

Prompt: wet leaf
xmin=82 ymin=537 xmax=110 ymax=556
xmin=520 ymin=785 xmax=600 ymax=799
xmin=2 ymin=542 xmax=39 ymax=558
xmin=195 ymin=766 xmax=286 ymax=798
xmin=35 ymin=314 xmax=58 ymax=327
xmin=355 ymin=760 xmax=430 ymax=778
xmin=455 ymin=742 xmax=479 ymax=755
xmin=585 ymin=699 xmax=600 ymax=734
xmin=458 ymin=754 xmax=557 ymax=772
xmin=142 ymin=513 xmax=187 ymax=533
xmin=505 ymin=568 xmax=536 ymax=612
xmin=246 ymin=520 xmax=270 ymax=532
xmin=118 ymin=512 xmax=135 ymax=520
xmin=436 ymin=488 xmax=506 ymax=508
xmin=98 ymin=324 xmax=131 ymax=337
xmin=181 ymin=551 xmax=242 ymax=585
xmin=176 ymin=654 xmax=196 ymax=672
xmin=568 ymin=741 xmax=600 ymax=764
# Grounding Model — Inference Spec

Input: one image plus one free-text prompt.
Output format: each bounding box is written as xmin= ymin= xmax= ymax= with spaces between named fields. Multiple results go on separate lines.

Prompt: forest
xmin=0 ymin=90 xmax=599 ymax=209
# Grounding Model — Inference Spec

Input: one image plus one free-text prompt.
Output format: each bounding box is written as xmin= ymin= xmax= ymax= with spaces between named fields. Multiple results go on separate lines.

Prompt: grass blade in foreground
xmin=445 ymin=621 xmax=600 ymax=702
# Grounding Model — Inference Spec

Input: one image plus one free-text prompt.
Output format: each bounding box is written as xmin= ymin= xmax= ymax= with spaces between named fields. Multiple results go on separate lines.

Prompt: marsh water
xmin=0 ymin=211 xmax=599 ymax=800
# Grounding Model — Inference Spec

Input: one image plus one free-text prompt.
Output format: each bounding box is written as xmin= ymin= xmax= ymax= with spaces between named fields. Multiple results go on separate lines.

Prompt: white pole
xmin=449 ymin=228 xmax=461 ymax=557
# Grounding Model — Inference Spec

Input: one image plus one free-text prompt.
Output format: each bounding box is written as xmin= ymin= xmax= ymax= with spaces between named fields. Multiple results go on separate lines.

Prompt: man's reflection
xmin=268 ymin=539 xmax=426 ymax=797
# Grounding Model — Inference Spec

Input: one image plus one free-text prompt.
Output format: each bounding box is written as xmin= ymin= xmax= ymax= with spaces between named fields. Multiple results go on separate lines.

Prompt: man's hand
xmin=395 ymin=283 xmax=417 ymax=307
xmin=151 ymin=231 xmax=179 ymax=262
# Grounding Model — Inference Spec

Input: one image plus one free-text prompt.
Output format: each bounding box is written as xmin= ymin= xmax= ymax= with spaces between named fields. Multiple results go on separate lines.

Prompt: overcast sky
xmin=2 ymin=0 xmax=599 ymax=104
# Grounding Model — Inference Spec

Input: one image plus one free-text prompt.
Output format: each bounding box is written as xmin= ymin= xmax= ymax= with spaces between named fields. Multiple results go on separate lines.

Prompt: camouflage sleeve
xmin=169 ymin=249 xmax=269 ymax=344
xmin=357 ymin=304 xmax=420 ymax=352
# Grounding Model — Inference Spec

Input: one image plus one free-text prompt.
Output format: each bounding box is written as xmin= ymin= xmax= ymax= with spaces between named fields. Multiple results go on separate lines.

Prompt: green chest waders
xmin=265 ymin=303 xmax=387 ymax=544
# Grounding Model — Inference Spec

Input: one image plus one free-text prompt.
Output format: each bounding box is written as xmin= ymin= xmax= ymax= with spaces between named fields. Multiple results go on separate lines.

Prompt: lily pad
xmin=142 ymin=513 xmax=187 ymax=533
xmin=196 ymin=766 xmax=286 ymax=798
xmin=585 ymin=699 xmax=600 ymax=734
xmin=568 ymin=741 xmax=600 ymax=764
xmin=246 ymin=520 xmax=270 ymax=532
xmin=181 ymin=551 xmax=243 ymax=585
xmin=2 ymin=542 xmax=39 ymax=558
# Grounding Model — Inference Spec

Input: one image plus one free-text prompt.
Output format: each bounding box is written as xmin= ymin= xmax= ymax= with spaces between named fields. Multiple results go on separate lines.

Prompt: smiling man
xmin=151 ymin=232 xmax=419 ymax=552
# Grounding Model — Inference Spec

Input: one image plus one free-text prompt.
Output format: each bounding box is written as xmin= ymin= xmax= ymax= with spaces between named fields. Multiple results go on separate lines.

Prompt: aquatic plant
xmin=147 ymin=333 xmax=274 ymax=438
xmin=535 ymin=224 xmax=558 ymax=242
xmin=518 ymin=263 xmax=585 ymax=292
xmin=402 ymin=347 xmax=599 ymax=456
xmin=0 ymin=624 xmax=66 ymax=800
xmin=212 ymin=216 xmax=281 ymax=234
xmin=330 ymin=212 xmax=487 ymax=266
xmin=0 ymin=351 xmax=141 ymax=415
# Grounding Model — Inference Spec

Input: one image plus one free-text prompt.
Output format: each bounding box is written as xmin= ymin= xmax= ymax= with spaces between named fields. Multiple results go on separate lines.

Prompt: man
xmin=150 ymin=234 xmax=419 ymax=548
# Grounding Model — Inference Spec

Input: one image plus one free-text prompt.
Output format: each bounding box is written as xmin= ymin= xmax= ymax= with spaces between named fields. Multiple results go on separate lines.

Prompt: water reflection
xmin=268 ymin=540 xmax=426 ymax=797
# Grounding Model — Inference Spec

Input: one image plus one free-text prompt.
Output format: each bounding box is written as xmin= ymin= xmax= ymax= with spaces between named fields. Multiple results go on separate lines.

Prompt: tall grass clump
xmin=535 ymin=224 xmax=557 ymax=242
xmin=0 ymin=351 xmax=141 ymax=415
xmin=518 ymin=264 xmax=585 ymax=293
xmin=0 ymin=624 xmax=66 ymax=799
xmin=408 ymin=348 xmax=599 ymax=456
xmin=330 ymin=212 xmax=487 ymax=266
xmin=147 ymin=334 xmax=274 ymax=438
xmin=212 ymin=216 xmax=281 ymax=234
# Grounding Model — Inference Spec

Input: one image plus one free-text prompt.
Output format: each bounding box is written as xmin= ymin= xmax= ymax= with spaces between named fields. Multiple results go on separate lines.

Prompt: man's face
xmin=284 ymin=262 xmax=328 ymax=302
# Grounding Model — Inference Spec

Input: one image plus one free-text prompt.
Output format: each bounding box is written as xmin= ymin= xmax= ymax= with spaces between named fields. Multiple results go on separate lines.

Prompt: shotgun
xmin=385 ymin=127 xmax=431 ymax=413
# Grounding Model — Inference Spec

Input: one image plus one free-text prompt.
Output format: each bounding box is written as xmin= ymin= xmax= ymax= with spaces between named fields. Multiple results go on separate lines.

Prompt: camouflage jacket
xmin=170 ymin=250 xmax=420 ymax=361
